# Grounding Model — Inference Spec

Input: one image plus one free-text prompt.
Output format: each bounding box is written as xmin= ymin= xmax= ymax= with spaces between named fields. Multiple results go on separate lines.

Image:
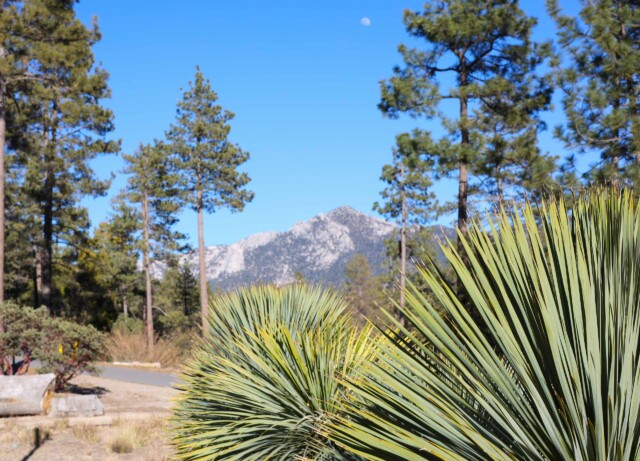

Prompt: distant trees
xmin=343 ymin=254 xmax=386 ymax=324
xmin=93 ymin=194 xmax=141 ymax=319
xmin=167 ymin=67 xmax=253 ymax=329
xmin=2 ymin=0 xmax=640 ymax=343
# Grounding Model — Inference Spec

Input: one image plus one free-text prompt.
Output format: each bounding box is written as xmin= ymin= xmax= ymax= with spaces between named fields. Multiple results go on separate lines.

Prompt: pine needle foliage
xmin=171 ymin=284 xmax=374 ymax=461
xmin=328 ymin=189 xmax=640 ymax=460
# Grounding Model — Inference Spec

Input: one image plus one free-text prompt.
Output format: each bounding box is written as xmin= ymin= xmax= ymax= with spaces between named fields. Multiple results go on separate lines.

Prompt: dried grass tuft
xmin=105 ymin=330 xmax=194 ymax=367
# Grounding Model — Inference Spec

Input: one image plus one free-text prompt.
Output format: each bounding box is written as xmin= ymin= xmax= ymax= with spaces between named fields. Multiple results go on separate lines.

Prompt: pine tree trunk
xmin=33 ymin=245 xmax=42 ymax=307
xmin=457 ymin=68 xmax=471 ymax=307
xmin=41 ymin=127 xmax=55 ymax=314
xmin=458 ymin=93 xmax=469 ymax=239
xmin=123 ymin=293 xmax=128 ymax=318
xmin=0 ymin=69 xmax=5 ymax=333
xmin=399 ymin=160 xmax=406 ymax=315
xmin=142 ymin=191 xmax=154 ymax=351
xmin=42 ymin=193 xmax=53 ymax=313
xmin=0 ymin=77 xmax=6 ymax=308
xmin=197 ymin=188 xmax=208 ymax=330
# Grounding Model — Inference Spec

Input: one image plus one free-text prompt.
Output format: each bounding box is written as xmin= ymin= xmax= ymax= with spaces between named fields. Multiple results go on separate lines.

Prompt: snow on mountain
xmin=181 ymin=206 xmax=397 ymax=289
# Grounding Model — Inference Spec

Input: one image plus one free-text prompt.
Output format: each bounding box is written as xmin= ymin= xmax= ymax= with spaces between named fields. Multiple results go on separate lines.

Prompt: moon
xmin=361 ymin=17 xmax=371 ymax=26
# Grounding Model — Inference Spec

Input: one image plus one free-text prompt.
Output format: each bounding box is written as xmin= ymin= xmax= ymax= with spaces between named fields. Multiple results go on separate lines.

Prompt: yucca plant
xmin=171 ymin=284 xmax=374 ymax=460
xmin=328 ymin=190 xmax=640 ymax=460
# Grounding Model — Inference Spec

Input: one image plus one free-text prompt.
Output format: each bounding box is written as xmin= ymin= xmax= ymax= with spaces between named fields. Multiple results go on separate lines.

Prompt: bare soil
xmin=0 ymin=374 xmax=179 ymax=461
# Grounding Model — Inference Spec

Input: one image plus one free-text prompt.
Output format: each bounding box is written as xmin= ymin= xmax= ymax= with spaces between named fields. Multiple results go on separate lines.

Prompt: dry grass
xmin=143 ymin=441 xmax=171 ymax=461
xmin=52 ymin=417 xmax=70 ymax=431
xmin=110 ymin=433 xmax=134 ymax=453
xmin=72 ymin=424 xmax=100 ymax=444
xmin=12 ymin=425 xmax=52 ymax=447
xmin=106 ymin=330 xmax=193 ymax=367
xmin=109 ymin=417 xmax=167 ymax=454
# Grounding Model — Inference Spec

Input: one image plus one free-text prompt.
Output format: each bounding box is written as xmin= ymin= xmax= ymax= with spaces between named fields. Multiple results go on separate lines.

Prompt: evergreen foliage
xmin=3 ymin=0 xmax=118 ymax=313
xmin=549 ymin=0 xmax=640 ymax=188
xmin=167 ymin=67 xmax=253 ymax=329
xmin=123 ymin=141 xmax=186 ymax=348
xmin=155 ymin=260 xmax=199 ymax=333
xmin=380 ymin=0 xmax=555 ymax=236
xmin=374 ymin=131 xmax=440 ymax=310
xmin=374 ymin=131 xmax=440 ymax=226
xmin=342 ymin=253 xmax=386 ymax=324
xmin=93 ymin=193 xmax=143 ymax=320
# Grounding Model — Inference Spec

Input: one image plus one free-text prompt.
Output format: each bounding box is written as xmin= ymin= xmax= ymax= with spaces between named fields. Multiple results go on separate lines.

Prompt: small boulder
xmin=49 ymin=394 xmax=104 ymax=417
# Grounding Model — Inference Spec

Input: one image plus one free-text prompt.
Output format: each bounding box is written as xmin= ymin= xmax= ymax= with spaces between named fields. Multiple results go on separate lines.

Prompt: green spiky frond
xmin=329 ymin=190 xmax=640 ymax=460
xmin=171 ymin=284 xmax=374 ymax=460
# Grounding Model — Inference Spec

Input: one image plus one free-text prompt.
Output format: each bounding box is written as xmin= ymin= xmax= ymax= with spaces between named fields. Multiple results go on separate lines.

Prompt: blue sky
xmin=76 ymin=0 xmax=583 ymax=246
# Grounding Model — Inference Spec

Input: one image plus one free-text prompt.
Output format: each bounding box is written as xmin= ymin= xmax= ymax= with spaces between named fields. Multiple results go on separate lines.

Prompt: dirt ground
xmin=0 ymin=374 xmax=179 ymax=461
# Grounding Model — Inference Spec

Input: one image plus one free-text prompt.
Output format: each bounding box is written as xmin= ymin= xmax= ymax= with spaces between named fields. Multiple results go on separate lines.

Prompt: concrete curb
xmin=110 ymin=361 xmax=162 ymax=369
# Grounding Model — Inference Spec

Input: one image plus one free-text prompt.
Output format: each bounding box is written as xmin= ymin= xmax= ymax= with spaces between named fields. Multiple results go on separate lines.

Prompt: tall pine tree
xmin=0 ymin=1 xmax=20 ymax=306
xmin=380 ymin=0 xmax=553 ymax=241
xmin=123 ymin=141 xmax=185 ymax=349
xmin=12 ymin=0 xmax=118 ymax=312
xmin=167 ymin=67 xmax=253 ymax=329
xmin=549 ymin=0 xmax=640 ymax=188
xmin=374 ymin=131 xmax=439 ymax=311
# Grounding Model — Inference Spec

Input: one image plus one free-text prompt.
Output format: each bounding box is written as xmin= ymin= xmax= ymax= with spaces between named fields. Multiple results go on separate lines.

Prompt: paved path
xmin=96 ymin=364 xmax=178 ymax=388
xmin=29 ymin=360 xmax=179 ymax=388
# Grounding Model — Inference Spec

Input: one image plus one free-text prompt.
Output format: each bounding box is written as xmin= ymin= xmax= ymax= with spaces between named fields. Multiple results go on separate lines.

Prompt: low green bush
xmin=39 ymin=317 xmax=106 ymax=391
xmin=0 ymin=304 xmax=47 ymax=375
xmin=111 ymin=314 xmax=144 ymax=335
xmin=0 ymin=303 xmax=105 ymax=390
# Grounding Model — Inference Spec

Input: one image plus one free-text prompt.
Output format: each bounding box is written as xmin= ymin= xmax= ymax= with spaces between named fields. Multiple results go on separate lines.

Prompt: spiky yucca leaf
xmin=202 ymin=284 xmax=349 ymax=357
xmin=328 ymin=190 xmax=640 ymax=460
xmin=171 ymin=284 xmax=374 ymax=460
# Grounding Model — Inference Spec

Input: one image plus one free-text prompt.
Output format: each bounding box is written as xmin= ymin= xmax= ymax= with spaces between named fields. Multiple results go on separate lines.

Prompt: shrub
xmin=111 ymin=314 xmax=144 ymax=335
xmin=0 ymin=304 xmax=47 ymax=375
xmin=38 ymin=317 xmax=106 ymax=391
xmin=328 ymin=190 xmax=640 ymax=460
xmin=171 ymin=284 xmax=375 ymax=461
xmin=157 ymin=310 xmax=194 ymax=335
xmin=0 ymin=303 xmax=105 ymax=389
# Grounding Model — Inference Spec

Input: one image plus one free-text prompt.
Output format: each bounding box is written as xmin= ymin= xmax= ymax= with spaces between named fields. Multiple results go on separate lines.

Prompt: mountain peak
xmin=326 ymin=205 xmax=359 ymax=217
xmin=184 ymin=206 xmax=397 ymax=289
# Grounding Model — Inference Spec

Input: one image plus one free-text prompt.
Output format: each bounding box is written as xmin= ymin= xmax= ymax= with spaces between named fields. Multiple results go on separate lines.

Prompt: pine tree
xmin=548 ymin=0 xmax=640 ymax=188
xmin=374 ymin=131 xmax=439 ymax=311
xmin=380 ymin=0 xmax=553 ymax=240
xmin=123 ymin=141 xmax=185 ymax=349
xmin=167 ymin=67 xmax=253 ymax=329
xmin=0 ymin=0 xmax=61 ymax=306
xmin=155 ymin=260 xmax=198 ymax=333
xmin=0 ymin=1 xmax=20 ymax=307
xmin=94 ymin=193 xmax=141 ymax=319
xmin=11 ymin=0 xmax=118 ymax=312
xmin=474 ymin=105 xmax=559 ymax=206
xmin=343 ymin=254 xmax=386 ymax=325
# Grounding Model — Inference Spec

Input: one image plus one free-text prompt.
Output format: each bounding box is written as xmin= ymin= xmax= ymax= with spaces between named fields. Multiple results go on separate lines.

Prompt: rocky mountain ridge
xmin=182 ymin=206 xmax=396 ymax=289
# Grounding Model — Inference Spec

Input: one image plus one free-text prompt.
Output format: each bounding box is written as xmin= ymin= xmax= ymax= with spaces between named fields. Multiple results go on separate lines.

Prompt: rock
xmin=49 ymin=394 xmax=104 ymax=417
